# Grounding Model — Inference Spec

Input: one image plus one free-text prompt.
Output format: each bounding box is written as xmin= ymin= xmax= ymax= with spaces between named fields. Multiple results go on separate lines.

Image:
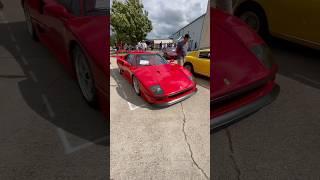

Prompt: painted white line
xmin=56 ymin=128 xmax=73 ymax=153
xmin=15 ymin=44 xmax=21 ymax=52
xmin=110 ymin=65 xmax=147 ymax=110
xmin=57 ymin=128 xmax=107 ymax=154
xmin=41 ymin=94 xmax=55 ymax=118
xmin=29 ymin=71 xmax=38 ymax=83
xmin=21 ymin=56 xmax=28 ymax=65
xmin=10 ymin=34 xmax=17 ymax=42
xmin=294 ymin=74 xmax=320 ymax=85
xmin=65 ymin=136 xmax=107 ymax=154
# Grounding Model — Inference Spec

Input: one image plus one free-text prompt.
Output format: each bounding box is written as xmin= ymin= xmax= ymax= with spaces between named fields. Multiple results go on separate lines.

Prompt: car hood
xmin=134 ymin=64 xmax=194 ymax=95
xmin=211 ymin=8 xmax=270 ymax=101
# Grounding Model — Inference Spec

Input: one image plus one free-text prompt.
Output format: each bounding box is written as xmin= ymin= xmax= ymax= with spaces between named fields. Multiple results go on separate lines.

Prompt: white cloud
xmin=110 ymin=0 xmax=208 ymax=39
xmin=142 ymin=0 xmax=208 ymax=39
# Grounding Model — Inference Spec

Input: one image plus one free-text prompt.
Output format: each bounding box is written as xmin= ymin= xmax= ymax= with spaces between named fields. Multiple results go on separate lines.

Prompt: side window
xmin=199 ymin=51 xmax=210 ymax=59
xmin=57 ymin=0 xmax=81 ymax=16
xmin=126 ymin=55 xmax=136 ymax=66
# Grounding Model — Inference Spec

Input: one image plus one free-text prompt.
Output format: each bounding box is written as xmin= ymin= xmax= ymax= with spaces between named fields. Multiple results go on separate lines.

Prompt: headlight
xmin=150 ymin=85 xmax=164 ymax=95
xmin=250 ymin=45 xmax=274 ymax=69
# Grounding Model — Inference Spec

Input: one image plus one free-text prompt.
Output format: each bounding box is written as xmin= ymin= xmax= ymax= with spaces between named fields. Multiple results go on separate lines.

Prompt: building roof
xmin=169 ymin=13 xmax=206 ymax=38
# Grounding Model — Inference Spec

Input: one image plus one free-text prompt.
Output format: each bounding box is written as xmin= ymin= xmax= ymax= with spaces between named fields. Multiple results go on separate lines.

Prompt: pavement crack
xmin=226 ymin=129 xmax=241 ymax=180
xmin=180 ymin=103 xmax=209 ymax=180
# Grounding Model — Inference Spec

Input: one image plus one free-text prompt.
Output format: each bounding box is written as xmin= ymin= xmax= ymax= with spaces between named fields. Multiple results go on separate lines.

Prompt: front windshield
xmin=136 ymin=54 xmax=168 ymax=66
xmin=168 ymin=47 xmax=176 ymax=52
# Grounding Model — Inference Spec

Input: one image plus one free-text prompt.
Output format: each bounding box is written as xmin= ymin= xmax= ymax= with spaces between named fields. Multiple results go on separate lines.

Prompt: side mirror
xmin=44 ymin=3 xmax=70 ymax=19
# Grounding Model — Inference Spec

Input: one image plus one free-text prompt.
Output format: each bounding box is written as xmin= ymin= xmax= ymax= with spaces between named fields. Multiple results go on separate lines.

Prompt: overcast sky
xmin=142 ymin=0 xmax=208 ymax=39
xmin=110 ymin=0 xmax=208 ymax=39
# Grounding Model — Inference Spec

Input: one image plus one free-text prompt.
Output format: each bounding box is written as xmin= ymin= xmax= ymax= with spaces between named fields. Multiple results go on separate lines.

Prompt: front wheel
xmin=73 ymin=47 xmax=97 ymax=107
xmin=132 ymin=76 xmax=141 ymax=96
xmin=184 ymin=63 xmax=194 ymax=74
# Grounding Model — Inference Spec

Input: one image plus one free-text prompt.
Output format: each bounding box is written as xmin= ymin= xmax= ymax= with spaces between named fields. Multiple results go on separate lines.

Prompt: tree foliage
xmin=111 ymin=0 xmax=152 ymax=45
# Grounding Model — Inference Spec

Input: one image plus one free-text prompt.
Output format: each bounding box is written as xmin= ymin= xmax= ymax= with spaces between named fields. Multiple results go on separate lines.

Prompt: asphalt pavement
xmin=211 ymin=37 xmax=320 ymax=179
xmin=110 ymin=57 xmax=210 ymax=179
xmin=0 ymin=0 xmax=108 ymax=179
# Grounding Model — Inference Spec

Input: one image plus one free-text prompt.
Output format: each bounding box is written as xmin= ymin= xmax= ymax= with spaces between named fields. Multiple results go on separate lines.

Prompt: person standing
xmin=176 ymin=34 xmax=190 ymax=66
xmin=159 ymin=41 xmax=162 ymax=50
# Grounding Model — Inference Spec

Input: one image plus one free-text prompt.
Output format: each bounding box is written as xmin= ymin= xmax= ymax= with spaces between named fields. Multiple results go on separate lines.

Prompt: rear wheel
xmin=132 ymin=76 xmax=141 ymax=96
xmin=73 ymin=46 xmax=97 ymax=107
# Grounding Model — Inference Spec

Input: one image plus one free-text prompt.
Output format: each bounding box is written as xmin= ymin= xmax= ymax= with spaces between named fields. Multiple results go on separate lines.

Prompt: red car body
xmin=211 ymin=8 xmax=279 ymax=129
xmin=117 ymin=52 xmax=197 ymax=106
xmin=22 ymin=0 xmax=108 ymax=118
xmin=162 ymin=47 xmax=178 ymax=60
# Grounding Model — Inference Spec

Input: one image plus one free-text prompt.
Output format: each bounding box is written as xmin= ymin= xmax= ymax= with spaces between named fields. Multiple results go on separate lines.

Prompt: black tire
xmin=73 ymin=46 xmax=98 ymax=107
xmin=184 ymin=63 xmax=194 ymax=74
xmin=23 ymin=5 xmax=38 ymax=41
xmin=235 ymin=3 xmax=269 ymax=38
xmin=132 ymin=76 xmax=141 ymax=96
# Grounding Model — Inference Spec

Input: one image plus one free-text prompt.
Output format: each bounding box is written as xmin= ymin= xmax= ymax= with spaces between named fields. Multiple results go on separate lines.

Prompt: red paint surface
xmin=211 ymin=8 xmax=278 ymax=120
xmin=24 ymin=0 xmax=109 ymax=118
xmin=117 ymin=52 xmax=196 ymax=105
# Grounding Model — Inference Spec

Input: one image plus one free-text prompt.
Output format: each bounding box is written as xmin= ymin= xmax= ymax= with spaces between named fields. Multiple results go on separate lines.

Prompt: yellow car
xmin=233 ymin=0 xmax=320 ymax=49
xmin=184 ymin=49 xmax=210 ymax=77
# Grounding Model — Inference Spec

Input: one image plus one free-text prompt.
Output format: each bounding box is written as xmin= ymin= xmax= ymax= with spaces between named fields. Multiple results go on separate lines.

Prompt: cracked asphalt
xmin=0 ymin=0 xmax=108 ymax=179
xmin=110 ymin=56 xmax=210 ymax=179
xmin=211 ymin=38 xmax=320 ymax=179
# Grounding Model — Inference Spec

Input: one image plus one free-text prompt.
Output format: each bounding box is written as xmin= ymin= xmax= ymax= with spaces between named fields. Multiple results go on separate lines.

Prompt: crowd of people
xmin=136 ymin=41 xmax=148 ymax=51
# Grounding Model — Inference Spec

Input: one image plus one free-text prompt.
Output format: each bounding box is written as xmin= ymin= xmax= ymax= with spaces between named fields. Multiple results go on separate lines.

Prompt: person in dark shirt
xmin=176 ymin=34 xmax=190 ymax=65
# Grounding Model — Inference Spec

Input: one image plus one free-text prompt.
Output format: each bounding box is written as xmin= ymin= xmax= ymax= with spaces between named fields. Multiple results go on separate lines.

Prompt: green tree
xmin=111 ymin=0 xmax=152 ymax=45
xmin=110 ymin=33 xmax=117 ymax=47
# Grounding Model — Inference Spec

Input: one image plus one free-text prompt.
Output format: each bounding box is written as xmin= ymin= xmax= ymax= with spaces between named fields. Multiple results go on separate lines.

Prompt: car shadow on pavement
xmin=267 ymin=36 xmax=320 ymax=89
xmin=0 ymin=21 xmax=108 ymax=147
xmin=194 ymin=74 xmax=210 ymax=89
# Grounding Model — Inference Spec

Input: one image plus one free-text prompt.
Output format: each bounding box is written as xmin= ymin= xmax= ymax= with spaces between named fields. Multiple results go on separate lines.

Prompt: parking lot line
xmin=20 ymin=56 xmax=29 ymax=65
xmin=29 ymin=71 xmax=38 ymax=83
xmin=57 ymin=128 xmax=107 ymax=154
xmin=15 ymin=44 xmax=21 ymax=52
xmin=41 ymin=94 xmax=55 ymax=118
xmin=110 ymin=63 xmax=147 ymax=111
xmin=294 ymin=74 xmax=320 ymax=85
xmin=10 ymin=34 xmax=16 ymax=42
